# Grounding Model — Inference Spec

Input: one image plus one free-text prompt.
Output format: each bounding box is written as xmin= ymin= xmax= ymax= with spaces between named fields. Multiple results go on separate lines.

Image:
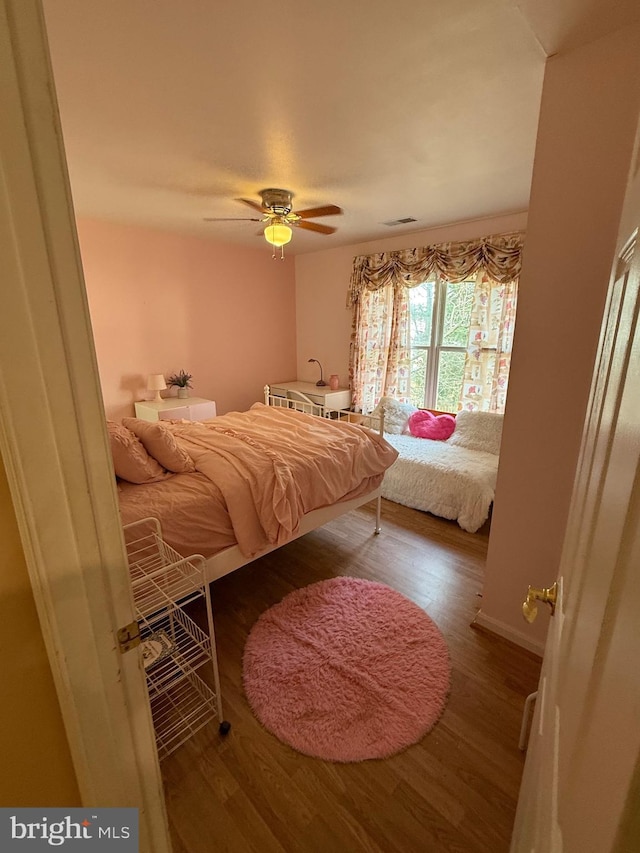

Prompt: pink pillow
xmin=122 ymin=417 xmax=195 ymax=473
xmin=107 ymin=421 xmax=172 ymax=484
xmin=408 ymin=410 xmax=456 ymax=441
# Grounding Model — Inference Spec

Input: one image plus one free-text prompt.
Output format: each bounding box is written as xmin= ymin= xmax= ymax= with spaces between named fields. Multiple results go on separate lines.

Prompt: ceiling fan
xmin=203 ymin=188 xmax=342 ymax=257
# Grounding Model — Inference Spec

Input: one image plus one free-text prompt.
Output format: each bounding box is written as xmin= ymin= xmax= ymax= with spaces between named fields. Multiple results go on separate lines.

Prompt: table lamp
xmin=308 ymin=358 xmax=327 ymax=386
xmin=147 ymin=373 xmax=167 ymax=403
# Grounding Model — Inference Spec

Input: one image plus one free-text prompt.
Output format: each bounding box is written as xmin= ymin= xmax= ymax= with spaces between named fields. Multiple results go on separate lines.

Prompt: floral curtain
xmin=459 ymin=272 xmax=518 ymax=413
xmin=350 ymin=284 xmax=411 ymax=414
xmin=348 ymin=232 xmax=523 ymax=412
xmin=348 ymin=232 xmax=523 ymax=306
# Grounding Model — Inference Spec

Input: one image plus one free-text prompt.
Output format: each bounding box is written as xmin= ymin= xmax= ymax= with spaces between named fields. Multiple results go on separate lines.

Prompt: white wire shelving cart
xmin=123 ymin=517 xmax=230 ymax=760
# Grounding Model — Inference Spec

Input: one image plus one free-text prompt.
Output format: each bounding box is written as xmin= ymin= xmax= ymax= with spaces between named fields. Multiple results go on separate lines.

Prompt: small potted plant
xmin=166 ymin=369 xmax=193 ymax=399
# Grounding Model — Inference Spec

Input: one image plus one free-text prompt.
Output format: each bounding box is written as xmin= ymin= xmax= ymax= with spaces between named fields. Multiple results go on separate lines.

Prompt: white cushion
xmin=370 ymin=396 xmax=418 ymax=435
xmin=448 ymin=410 xmax=503 ymax=456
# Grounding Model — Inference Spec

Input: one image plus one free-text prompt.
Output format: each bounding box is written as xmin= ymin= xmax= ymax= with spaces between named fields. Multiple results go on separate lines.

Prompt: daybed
xmin=112 ymin=403 xmax=398 ymax=583
xmin=370 ymin=399 xmax=503 ymax=533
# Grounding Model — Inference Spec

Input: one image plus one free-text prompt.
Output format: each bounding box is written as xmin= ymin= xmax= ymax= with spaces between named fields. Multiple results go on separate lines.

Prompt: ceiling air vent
xmin=382 ymin=217 xmax=417 ymax=226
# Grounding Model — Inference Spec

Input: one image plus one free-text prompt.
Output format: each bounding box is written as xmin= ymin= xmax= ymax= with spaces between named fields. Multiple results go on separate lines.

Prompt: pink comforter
xmin=164 ymin=404 xmax=398 ymax=558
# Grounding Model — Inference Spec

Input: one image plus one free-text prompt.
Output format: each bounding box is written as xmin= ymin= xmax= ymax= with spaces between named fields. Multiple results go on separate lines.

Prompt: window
xmin=349 ymin=235 xmax=522 ymax=415
xmin=408 ymin=277 xmax=475 ymax=412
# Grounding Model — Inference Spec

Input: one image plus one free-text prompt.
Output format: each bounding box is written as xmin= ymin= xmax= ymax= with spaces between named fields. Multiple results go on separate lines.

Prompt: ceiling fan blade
xmin=295 ymin=220 xmax=337 ymax=235
xmin=203 ymin=217 xmax=263 ymax=222
xmin=296 ymin=205 xmax=342 ymax=219
xmin=236 ymin=197 xmax=265 ymax=213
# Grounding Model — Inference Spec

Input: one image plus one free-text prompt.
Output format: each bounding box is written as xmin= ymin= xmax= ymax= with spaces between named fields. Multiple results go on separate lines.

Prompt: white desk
xmin=269 ymin=380 xmax=351 ymax=413
xmin=134 ymin=396 xmax=217 ymax=422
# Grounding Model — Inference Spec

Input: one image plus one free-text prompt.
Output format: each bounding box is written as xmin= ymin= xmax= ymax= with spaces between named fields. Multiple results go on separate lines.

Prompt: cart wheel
xmin=219 ymin=721 xmax=231 ymax=736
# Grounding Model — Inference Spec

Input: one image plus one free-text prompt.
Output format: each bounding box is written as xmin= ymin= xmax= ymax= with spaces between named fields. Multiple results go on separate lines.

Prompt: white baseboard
xmin=473 ymin=610 xmax=545 ymax=657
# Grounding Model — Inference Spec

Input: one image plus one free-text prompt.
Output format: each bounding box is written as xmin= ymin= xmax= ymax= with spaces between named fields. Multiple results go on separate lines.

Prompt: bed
xmin=380 ymin=433 xmax=499 ymax=532
xmin=366 ymin=400 xmax=503 ymax=533
xmin=115 ymin=401 xmax=398 ymax=583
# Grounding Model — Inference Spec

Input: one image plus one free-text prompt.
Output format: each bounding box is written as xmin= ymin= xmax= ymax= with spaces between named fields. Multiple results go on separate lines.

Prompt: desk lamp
xmin=308 ymin=358 xmax=327 ymax=386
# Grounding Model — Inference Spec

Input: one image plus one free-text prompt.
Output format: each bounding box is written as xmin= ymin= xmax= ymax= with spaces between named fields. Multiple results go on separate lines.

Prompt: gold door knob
xmin=522 ymin=582 xmax=558 ymax=623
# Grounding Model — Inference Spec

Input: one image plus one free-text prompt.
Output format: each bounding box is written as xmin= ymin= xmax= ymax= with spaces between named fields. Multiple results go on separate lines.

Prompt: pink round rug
xmin=242 ymin=577 xmax=451 ymax=762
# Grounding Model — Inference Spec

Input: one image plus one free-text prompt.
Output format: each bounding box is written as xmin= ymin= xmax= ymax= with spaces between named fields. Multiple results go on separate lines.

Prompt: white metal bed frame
xmin=199 ymin=387 xmax=386 ymax=584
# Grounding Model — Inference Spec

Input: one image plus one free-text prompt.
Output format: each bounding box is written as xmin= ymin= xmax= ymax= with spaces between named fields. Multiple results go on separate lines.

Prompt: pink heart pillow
xmin=408 ymin=410 xmax=456 ymax=441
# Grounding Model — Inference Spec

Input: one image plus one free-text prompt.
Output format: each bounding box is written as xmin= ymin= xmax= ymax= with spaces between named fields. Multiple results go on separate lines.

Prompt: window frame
xmin=409 ymin=276 xmax=474 ymax=411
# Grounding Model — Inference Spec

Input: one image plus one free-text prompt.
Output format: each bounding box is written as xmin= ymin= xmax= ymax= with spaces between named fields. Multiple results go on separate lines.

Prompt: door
xmin=0 ymin=2 xmax=171 ymax=850
xmin=511 ymin=154 xmax=640 ymax=850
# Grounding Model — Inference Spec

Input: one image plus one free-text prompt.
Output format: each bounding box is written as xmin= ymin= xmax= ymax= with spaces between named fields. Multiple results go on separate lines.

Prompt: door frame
xmin=0 ymin=2 xmax=170 ymax=850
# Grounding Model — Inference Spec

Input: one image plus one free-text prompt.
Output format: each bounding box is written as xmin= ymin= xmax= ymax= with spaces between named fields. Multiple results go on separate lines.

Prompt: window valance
xmin=347 ymin=231 xmax=524 ymax=306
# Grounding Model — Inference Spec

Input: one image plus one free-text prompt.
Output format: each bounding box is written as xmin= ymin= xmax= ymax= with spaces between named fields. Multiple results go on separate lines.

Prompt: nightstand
xmin=134 ymin=397 xmax=217 ymax=422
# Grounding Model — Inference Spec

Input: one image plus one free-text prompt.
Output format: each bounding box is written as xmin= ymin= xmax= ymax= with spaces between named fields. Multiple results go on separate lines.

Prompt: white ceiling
xmin=42 ymin=0 xmax=638 ymax=254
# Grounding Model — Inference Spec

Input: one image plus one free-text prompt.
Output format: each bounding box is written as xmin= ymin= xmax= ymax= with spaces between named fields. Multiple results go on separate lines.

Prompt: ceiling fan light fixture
xmin=204 ymin=189 xmax=342 ymax=257
xmin=264 ymin=222 xmax=293 ymax=247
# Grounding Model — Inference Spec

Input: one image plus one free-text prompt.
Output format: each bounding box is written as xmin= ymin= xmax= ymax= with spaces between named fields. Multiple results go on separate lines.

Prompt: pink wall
xmin=77 ymin=219 xmax=297 ymax=420
xmin=294 ymin=212 xmax=528 ymax=387
xmin=479 ymin=24 xmax=640 ymax=652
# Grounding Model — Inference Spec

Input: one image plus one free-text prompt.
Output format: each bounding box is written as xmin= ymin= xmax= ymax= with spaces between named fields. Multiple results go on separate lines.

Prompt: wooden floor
xmin=163 ymin=500 xmax=541 ymax=853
